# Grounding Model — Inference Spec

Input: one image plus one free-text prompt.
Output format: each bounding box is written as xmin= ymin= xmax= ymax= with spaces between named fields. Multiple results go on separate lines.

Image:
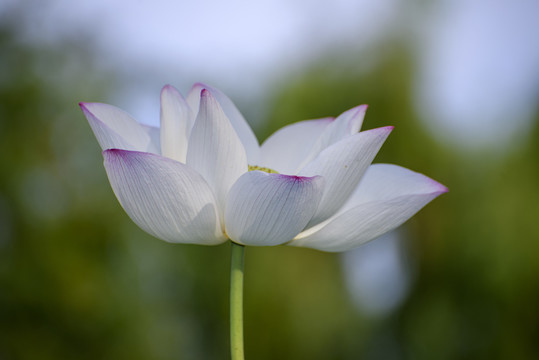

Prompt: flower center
xmin=248 ymin=165 xmax=279 ymax=174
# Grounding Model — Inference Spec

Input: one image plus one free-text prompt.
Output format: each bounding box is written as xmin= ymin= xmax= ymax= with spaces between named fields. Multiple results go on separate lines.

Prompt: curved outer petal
xmin=187 ymin=83 xmax=260 ymax=164
xmin=80 ymin=102 xmax=158 ymax=153
xmin=224 ymin=171 xmax=325 ymax=246
xmin=297 ymin=105 xmax=367 ymax=170
xmin=160 ymin=85 xmax=194 ymax=162
xmin=186 ymin=89 xmax=248 ymax=218
xmin=290 ymin=164 xmax=448 ymax=252
xmin=300 ymin=126 xmax=393 ymax=227
xmin=259 ymin=117 xmax=334 ymax=174
xmin=103 ymin=149 xmax=226 ymax=245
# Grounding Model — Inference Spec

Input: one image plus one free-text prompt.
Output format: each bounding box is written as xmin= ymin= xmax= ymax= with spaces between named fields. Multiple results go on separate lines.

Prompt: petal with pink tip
xmin=160 ymin=85 xmax=194 ymax=162
xmin=289 ymin=164 xmax=448 ymax=252
xmin=186 ymin=89 xmax=248 ymax=218
xmin=80 ymin=102 xmax=158 ymax=153
xmin=187 ymin=83 xmax=260 ymax=163
xmin=259 ymin=117 xmax=334 ymax=174
xmin=297 ymin=105 xmax=367 ymax=170
xmin=103 ymin=149 xmax=225 ymax=245
xmin=300 ymin=126 xmax=393 ymax=227
xmin=224 ymin=171 xmax=325 ymax=246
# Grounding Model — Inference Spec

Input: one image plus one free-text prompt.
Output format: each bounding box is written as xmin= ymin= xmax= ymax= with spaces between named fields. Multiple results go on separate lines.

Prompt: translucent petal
xmin=300 ymin=126 xmax=393 ymax=227
xmin=187 ymin=83 xmax=259 ymax=163
xmin=259 ymin=117 xmax=333 ymax=174
xmin=104 ymin=149 xmax=226 ymax=245
xmin=225 ymin=171 xmax=325 ymax=246
xmin=290 ymin=164 xmax=448 ymax=252
xmin=297 ymin=105 xmax=367 ymax=170
xmin=80 ymin=102 xmax=157 ymax=153
xmin=160 ymin=85 xmax=194 ymax=162
xmin=186 ymin=89 xmax=248 ymax=218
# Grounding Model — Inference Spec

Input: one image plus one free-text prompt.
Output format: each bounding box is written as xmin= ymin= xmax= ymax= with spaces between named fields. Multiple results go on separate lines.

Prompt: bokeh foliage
xmin=259 ymin=42 xmax=539 ymax=360
xmin=0 ymin=19 xmax=230 ymax=360
xmin=1 ymin=13 xmax=539 ymax=360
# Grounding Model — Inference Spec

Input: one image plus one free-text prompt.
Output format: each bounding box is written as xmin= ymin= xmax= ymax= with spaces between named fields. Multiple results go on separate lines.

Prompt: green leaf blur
xmin=1 ymin=12 xmax=538 ymax=360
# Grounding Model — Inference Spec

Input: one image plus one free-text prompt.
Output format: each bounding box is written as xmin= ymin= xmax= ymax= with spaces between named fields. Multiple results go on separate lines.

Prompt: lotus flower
xmin=80 ymin=84 xmax=447 ymax=252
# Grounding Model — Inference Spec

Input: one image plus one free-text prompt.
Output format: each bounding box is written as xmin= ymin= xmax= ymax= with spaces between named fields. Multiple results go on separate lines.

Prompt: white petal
xmin=343 ymin=164 xmax=449 ymax=209
xmin=80 ymin=102 xmax=157 ymax=153
xmin=186 ymin=89 xmax=248 ymax=218
xmin=140 ymin=124 xmax=161 ymax=154
xmin=224 ymin=171 xmax=325 ymax=246
xmin=300 ymin=126 xmax=393 ymax=227
xmin=185 ymin=83 xmax=202 ymax=114
xmin=160 ymin=85 xmax=194 ymax=162
xmin=318 ymin=104 xmax=367 ymax=144
xmin=290 ymin=164 xmax=448 ymax=252
xmin=297 ymin=105 xmax=367 ymax=169
xmin=187 ymin=83 xmax=260 ymax=163
xmin=103 ymin=149 xmax=226 ymax=245
xmin=259 ymin=117 xmax=333 ymax=174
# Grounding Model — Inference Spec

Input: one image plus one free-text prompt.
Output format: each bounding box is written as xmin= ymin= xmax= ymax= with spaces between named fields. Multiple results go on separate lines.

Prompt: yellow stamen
xmin=248 ymin=165 xmax=279 ymax=174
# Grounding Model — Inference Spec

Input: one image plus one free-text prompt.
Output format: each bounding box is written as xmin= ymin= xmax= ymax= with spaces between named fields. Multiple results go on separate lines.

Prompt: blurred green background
xmin=1 ymin=2 xmax=539 ymax=359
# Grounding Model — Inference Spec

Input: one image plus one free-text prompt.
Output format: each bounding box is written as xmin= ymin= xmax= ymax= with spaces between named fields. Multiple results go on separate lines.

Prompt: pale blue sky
xmin=4 ymin=0 xmax=539 ymax=145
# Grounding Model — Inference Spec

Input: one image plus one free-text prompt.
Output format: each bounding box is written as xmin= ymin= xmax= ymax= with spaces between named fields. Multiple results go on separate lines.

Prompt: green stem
xmin=230 ymin=242 xmax=245 ymax=360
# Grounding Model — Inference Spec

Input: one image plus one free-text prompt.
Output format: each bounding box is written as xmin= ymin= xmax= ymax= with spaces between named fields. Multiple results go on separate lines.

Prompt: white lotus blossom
xmin=80 ymin=83 xmax=447 ymax=252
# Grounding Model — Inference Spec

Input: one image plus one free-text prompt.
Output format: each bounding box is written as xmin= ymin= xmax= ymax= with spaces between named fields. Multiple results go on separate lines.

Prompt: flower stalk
xmin=230 ymin=242 xmax=245 ymax=360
